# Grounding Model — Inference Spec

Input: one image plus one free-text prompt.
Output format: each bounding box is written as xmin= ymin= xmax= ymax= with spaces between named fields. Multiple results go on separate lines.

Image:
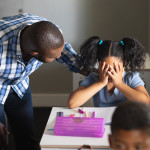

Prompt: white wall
xmin=0 ymin=0 xmax=23 ymax=18
xmin=23 ymin=0 xmax=149 ymax=51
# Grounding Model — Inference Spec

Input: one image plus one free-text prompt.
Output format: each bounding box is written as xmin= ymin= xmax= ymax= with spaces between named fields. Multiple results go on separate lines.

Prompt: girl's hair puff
xmin=79 ymin=36 xmax=100 ymax=74
xmin=121 ymin=37 xmax=145 ymax=71
xmin=79 ymin=36 xmax=146 ymax=75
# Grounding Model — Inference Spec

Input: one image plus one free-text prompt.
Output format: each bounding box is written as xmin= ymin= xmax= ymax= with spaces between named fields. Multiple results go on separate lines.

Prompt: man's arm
xmin=56 ymin=42 xmax=81 ymax=73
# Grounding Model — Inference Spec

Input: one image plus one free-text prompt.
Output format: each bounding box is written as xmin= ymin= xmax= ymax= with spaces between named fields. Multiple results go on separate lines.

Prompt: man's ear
xmin=32 ymin=51 xmax=38 ymax=56
xmin=108 ymin=134 xmax=113 ymax=148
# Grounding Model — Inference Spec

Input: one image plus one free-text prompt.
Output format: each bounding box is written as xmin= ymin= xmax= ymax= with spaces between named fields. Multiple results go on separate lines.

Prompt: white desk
xmin=40 ymin=107 xmax=116 ymax=150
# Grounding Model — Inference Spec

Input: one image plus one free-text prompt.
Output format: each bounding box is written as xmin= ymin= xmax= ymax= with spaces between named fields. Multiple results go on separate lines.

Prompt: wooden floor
xmin=7 ymin=107 xmax=52 ymax=150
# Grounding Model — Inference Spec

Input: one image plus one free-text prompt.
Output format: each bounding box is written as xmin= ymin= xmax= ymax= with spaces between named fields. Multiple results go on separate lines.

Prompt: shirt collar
xmin=15 ymin=24 xmax=32 ymax=57
xmin=15 ymin=26 xmax=26 ymax=57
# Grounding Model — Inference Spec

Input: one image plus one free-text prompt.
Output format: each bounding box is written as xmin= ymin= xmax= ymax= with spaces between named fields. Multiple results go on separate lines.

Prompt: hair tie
xmin=99 ymin=40 xmax=103 ymax=45
xmin=120 ymin=41 xmax=124 ymax=46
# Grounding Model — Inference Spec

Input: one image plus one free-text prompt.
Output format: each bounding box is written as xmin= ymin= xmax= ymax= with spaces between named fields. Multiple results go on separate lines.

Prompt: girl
xmin=68 ymin=36 xmax=150 ymax=108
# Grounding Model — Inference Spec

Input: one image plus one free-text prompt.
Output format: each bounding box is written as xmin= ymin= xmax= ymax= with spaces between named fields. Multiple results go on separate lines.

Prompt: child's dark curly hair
xmin=111 ymin=101 xmax=150 ymax=135
xmin=79 ymin=36 xmax=146 ymax=75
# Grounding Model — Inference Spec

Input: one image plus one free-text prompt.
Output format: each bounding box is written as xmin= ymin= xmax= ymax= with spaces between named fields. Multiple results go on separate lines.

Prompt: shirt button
xmin=18 ymin=56 xmax=21 ymax=59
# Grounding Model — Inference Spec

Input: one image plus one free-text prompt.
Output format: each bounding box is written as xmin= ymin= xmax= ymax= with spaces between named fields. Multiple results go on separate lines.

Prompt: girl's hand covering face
xmin=98 ymin=61 xmax=109 ymax=85
xmin=107 ymin=62 xmax=124 ymax=86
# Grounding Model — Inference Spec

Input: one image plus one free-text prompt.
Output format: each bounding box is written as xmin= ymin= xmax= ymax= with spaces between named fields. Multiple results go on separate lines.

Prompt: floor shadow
xmin=7 ymin=107 xmax=52 ymax=150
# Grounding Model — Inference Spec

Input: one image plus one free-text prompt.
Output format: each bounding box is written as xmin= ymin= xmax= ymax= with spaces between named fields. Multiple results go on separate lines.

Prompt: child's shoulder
xmin=88 ymin=71 xmax=99 ymax=78
xmin=125 ymin=71 xmax=140 ymax=77
xmin=80 ymin=72 xmax=98 ymax=87
xmin=124 ymin=71 xmax=141 ymax=82
xmin=84 ymin=72 xmax=99 ymax=82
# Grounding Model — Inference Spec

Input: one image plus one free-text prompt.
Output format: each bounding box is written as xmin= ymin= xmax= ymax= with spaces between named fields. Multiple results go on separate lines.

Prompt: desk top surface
xmin=40 ymin=107 xmax=116 ymax=149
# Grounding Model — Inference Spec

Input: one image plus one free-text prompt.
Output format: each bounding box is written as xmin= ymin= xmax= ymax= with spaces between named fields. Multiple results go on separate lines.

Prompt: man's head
xmin=109 ymin=101 xmax=150 ymax=150
xmin=21 ymin=21 xmax=64 ymax=63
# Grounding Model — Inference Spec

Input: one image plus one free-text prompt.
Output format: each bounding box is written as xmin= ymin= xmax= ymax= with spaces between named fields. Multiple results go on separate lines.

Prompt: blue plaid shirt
xmin=0 ymin=13 xmax=80 ymax=104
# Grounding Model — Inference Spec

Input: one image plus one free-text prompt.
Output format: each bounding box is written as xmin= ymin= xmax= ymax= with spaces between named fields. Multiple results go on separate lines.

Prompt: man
xmin=0 ymin=13 xmax=80 ymax=150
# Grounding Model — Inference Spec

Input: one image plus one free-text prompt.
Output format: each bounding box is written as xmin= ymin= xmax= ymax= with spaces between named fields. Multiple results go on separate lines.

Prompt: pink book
xmin=54 ymin=116 xmax=105 ymax=138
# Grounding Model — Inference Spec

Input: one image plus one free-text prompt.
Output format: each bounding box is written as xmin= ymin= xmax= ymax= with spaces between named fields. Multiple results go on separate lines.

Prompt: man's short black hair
xmin=111 ymin=101 xmax=150 ymax=136
xmin=28 ymin=21 xmax=64 ymax=54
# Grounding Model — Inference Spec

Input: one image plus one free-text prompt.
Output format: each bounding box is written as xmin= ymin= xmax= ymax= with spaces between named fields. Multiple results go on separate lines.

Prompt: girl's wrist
xmin=115 ymin=81 xmax=124 ymax=88
xmin=97 ymin=80 xmax=107 ymax=87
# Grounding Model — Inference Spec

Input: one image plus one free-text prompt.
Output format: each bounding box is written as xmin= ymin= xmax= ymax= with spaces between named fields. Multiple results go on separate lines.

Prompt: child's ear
xmin=108 ymin=134 xmax=113 ymax=148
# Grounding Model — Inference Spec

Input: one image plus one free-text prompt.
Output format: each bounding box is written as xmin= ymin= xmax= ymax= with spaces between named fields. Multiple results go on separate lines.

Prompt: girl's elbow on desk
xmin=68 ymin=87 xmax=87 ymax=109
xmin=68 ymin=100 xmax=79 ymax=109
xmin=68 ymin=94 xmax=80 ymax=109
xmin=68 ymin=99 xmax=75 ymax=109
xmin=68 ymin=93 xmax=87 ymax=109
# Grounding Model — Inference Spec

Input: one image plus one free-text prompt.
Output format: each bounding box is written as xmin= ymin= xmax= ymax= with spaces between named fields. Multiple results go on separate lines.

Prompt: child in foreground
xmin=109 ymin=101 xmax=150 ymax=150
xmin=68 ymin=36 xmax=149 ymax=108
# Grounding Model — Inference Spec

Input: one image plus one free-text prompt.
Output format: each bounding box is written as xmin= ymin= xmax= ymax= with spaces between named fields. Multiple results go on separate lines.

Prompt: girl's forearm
xmin=68 ymin=82 xmax=105 ymax=108
xmin=115 ymin=82 xmax=149 ymax=104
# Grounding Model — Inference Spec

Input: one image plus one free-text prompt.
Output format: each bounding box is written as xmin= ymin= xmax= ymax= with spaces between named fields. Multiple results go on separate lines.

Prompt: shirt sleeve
xmin=56 ymin=42 xmax=81 ymax=73
xmin=79 ymin=72 xmax=97 ymax=87
xmin=129 ymin=72 xmax=145 ymax=88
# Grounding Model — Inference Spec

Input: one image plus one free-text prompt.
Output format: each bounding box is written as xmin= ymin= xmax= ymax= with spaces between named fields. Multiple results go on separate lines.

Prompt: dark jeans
xmin=0 ymin=87 xmax=38 ymax=150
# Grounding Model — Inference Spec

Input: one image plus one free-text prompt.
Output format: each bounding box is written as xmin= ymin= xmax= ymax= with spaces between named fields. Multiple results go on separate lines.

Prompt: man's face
xmin=109 ymin=129 xmax=150 ymax=150
xmin=33 ymin=44 xmax=64 ymax=63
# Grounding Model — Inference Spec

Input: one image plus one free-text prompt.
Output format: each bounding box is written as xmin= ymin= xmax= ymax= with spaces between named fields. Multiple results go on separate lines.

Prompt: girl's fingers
xmin=99 ymin=61 xmax=101 ymax=68
xmin=122 ymin=67 xmax=125 ymax=76
xmin=109 ymin=65 xmax=113 ymax=70
xmin=98 ymin=61 xmax=101 ymax=72
xmin=118 ymin=63 xmax=124 ymax=75
xmin=102 ymin=61 xmax=106 ymax=71
xmin=119 ymin=63 xmax=124 ymax=72
xmin=107 ymin=70 xmax=113 ymax=78
xmin=104 ymin=64 xmax=109 ymax=76
xmin=118 ymin=63 xmax=121 ymax=71
xmin=109 ymin=65 xmax=116 ymax=75
xmin=123 ymin=67 xmax=125 ymax=72
xmin=114 ymin=62 xmax=119 ymax=73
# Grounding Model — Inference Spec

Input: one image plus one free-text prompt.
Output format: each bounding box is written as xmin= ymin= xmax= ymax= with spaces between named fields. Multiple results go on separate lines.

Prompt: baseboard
xmin=32 ymin=93 xmax=94 ymax=107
